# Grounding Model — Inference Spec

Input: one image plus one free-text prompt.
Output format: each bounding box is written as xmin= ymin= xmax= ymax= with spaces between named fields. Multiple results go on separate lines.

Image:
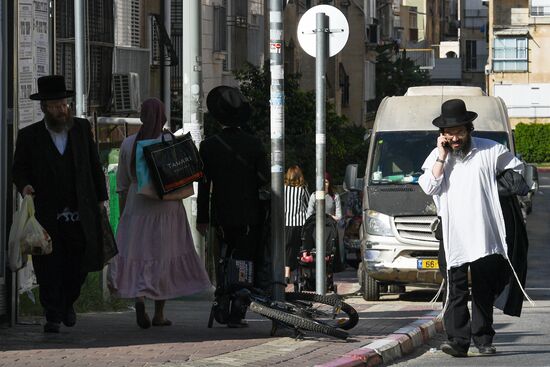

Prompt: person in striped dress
xmin=284 ymin=165 xmax=309 ymax=282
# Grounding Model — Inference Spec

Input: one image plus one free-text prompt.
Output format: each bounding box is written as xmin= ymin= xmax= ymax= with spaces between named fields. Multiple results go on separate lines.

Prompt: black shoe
xmin=476 ymin=345 xmax=496 ymax=355
xmin=441 ymin=342 xmax=468 ymax=357
xmin=44 ymin=321 xmax=60 ymax=333
xmin=227 ymin=319 xmax=249 ymax=328
xmin=63 ymin=306 xmax=77 ymax=327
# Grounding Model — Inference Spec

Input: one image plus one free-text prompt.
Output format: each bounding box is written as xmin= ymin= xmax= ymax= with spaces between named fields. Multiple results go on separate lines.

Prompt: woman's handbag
xmin=140 ymin=131 xmax=203 ymax=200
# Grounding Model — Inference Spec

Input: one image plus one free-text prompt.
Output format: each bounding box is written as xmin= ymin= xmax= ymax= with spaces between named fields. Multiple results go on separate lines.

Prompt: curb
xmin=317 ymin=310 xmax=444 ymax=367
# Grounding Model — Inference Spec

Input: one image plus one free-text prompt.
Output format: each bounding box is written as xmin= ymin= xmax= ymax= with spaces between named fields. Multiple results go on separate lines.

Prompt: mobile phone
xmin=442 ymin=140 xmax=451 ymax=151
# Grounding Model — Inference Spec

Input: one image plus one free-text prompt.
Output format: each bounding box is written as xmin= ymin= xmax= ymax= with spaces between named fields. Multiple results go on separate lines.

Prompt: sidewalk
xmin=0 ymin=273 xmax=443 ymax=367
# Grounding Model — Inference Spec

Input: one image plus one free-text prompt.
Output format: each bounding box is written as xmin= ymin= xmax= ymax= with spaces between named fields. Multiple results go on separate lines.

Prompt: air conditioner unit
xmin=112 ymin=73 xmax=140 ymax=113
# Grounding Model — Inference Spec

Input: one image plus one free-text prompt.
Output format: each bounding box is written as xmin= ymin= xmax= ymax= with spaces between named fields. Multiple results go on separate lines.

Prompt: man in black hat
xmin=197 ymin=85 xmax=268 ymax=328
xmin=419 ymin=99 xmax=524 ymax=357
xmin=12 ymin=75 xmax=108 ymax=333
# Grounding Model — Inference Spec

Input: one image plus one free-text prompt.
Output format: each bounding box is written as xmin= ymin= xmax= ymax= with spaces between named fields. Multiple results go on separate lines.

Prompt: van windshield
xmin=369 ymin=131 xmax=509 ymax=185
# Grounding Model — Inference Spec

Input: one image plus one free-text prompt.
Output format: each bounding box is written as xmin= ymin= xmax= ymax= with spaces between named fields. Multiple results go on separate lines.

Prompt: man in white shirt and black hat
xmin=419 ymin=99 xmax=523 ymax=357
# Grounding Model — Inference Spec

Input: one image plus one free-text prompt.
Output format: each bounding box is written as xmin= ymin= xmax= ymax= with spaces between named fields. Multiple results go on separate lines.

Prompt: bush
xmin=514 ymin=123 xmax=550 ymax=163
xmin=19 ymin=271 xmax=129 ymax=316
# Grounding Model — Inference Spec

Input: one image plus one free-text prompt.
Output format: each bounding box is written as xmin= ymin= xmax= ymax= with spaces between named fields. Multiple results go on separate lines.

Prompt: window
xmin=465 ymin=40 xmax=477 ymax=70
xmin=213 ymin=4 xmax=227 ymax=52
xmin=493 ymin=37 xmax=528 ymax=72
xmin=409 ymin=6 xmax=418 ymax=42
xmin=531 ymin=0 xmax=550 ymax=16
xmin=339 ymin=63 xmax=350 ymax=107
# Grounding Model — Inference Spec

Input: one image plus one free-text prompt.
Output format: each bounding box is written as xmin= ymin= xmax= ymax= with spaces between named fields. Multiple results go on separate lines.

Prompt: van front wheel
xmin=360 ymin=264 xmax=380 ymax=301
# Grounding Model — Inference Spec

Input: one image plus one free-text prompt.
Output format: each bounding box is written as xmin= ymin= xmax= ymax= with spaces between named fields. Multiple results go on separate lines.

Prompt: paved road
xmin=388 ymin=171 xmax=550 ymax=367
xmin=0 ymin=273 xmax=439 ymax=367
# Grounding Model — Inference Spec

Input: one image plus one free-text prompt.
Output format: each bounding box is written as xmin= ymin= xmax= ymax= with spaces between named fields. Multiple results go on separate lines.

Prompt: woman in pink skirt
xmin=109 ymin=98 xmax=211 ymax=328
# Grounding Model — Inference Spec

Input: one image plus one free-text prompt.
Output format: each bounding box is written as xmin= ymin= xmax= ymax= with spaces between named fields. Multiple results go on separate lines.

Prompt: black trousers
xmin=216 ymin=225 xmax=262 ymax=322
xmin=35 ymin=221 xmax=88 ymax=323
xmin=443 ymin=253 xmax=508 ymax=351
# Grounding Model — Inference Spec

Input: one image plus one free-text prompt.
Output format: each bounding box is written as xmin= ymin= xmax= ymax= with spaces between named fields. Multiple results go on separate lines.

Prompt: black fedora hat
xmin=432 ymin=99 xmax=478 ymax=128
xmin=206 ymin=86 xmax=251 ymax=127
xmin=29 ymin=75 xmax=74 ymax=101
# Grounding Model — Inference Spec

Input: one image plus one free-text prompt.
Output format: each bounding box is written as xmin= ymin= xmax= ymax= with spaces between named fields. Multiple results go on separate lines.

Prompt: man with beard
xmin=419 ymin=99 xmax=523 ymax=357
xmin=13 ymin=75 xmax=108 ymax=333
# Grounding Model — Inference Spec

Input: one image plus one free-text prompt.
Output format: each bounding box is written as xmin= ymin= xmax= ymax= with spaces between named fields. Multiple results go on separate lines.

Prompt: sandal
xmin=152 ymin=317 xmax=173 ymax=326
xmin=135 ymin=302 xmax=151 ymax=329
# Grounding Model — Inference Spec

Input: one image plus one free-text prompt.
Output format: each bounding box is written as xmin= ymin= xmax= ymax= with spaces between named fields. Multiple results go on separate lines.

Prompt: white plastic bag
xmin=8 ymin=195 xmax=52 ymax=272
xmin=8 ymin=196 xmax=31 ymax=271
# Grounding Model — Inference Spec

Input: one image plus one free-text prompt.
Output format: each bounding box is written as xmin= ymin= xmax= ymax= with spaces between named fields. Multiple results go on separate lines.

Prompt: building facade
xmin=487 ymin=0 xmax=550 ymax=125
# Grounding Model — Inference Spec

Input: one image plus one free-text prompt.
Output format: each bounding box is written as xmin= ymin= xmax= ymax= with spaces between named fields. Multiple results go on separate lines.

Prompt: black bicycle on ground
xmin=207 ymin=258 xmax=359 ymax=340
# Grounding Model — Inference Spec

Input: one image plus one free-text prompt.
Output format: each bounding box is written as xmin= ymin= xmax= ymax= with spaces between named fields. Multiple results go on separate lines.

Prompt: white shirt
xmin=45 ymin=122 xmax=68 ymax=154
xmin=418 ymin=137 xmax=523 ymax=269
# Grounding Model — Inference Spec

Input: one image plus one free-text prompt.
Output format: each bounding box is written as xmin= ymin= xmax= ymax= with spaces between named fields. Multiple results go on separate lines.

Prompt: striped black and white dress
xmin=284 ymin=185 xmax=309 ymax=269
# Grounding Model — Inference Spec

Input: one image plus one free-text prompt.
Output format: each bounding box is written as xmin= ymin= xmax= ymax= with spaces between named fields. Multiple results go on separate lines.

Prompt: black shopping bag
xmin=143 ymin=131 xmax=204 ymax=199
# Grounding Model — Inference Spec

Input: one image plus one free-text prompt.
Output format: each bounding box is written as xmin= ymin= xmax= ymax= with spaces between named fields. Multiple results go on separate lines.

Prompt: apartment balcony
xmin=401 ymin=48 xmax=435 ymax=69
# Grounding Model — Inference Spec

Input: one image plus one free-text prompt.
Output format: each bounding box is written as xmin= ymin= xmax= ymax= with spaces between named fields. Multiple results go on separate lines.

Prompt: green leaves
xmin=375 ymin=45 xmax=431 ymax=109
xmin=206 ymin=62 xmax=368 ymax=185
xmin=515 ymin=123 xmax=550 ymax=163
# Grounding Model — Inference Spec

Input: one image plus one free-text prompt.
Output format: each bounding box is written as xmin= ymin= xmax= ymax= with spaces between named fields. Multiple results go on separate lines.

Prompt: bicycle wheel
xmin=249 ymin=301 xmax=348 ymax=340
xmin=284 ymin=292 xmax=359 ymax=330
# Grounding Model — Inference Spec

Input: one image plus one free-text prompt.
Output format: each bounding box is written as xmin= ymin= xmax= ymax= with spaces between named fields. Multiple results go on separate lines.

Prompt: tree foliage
xmin=203 ymin=62 xmax=368 ymax=185
xmin=374 ymin=44 xmax=431 ymax=108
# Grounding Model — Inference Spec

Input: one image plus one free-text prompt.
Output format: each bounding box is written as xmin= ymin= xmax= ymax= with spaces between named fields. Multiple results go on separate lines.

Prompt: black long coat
xmin=494 ymin=169 xmax=530 ymax=317
xmin=197 ymin=127 xmax=269 ymax=227
xmin=12 ymin=118 xmax=108 ymax=282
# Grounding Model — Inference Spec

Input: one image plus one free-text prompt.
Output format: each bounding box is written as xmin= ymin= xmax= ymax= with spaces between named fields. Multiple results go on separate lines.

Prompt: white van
xmin=344 ymin=86 xmax=535 ymax=301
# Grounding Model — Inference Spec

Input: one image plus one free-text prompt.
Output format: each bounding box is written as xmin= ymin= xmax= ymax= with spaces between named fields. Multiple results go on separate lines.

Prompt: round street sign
xmin=297 ymin=5 xmax=349 ymax=58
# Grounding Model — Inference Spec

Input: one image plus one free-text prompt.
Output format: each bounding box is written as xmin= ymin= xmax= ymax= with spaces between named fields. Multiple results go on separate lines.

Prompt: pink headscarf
xmin=131 ymin=98 xmax=167 ymax=176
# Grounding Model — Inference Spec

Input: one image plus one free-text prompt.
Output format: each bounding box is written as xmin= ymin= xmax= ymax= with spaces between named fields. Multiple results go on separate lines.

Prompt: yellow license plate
xmin=417 ymin=259 xmax=439 ymax=269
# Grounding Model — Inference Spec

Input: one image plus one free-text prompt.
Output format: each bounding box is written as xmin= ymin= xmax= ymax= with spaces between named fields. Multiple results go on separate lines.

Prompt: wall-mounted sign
xmin=17 ymin=0 xmax=50 ymax=129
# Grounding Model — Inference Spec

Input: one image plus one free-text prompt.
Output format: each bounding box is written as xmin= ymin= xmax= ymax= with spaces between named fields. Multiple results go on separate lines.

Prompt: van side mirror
xmin=523 ymin=164 xmax=539 ymax=193
xmin=344 ymin=164 xmax=364 ymax=191
xmin=364 ymin=129 xmax=372 ymax=141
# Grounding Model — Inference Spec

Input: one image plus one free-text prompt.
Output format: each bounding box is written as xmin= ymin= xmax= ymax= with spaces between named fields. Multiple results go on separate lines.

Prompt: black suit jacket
xmin=12 ymin=118 xmax=108 ymax=278
xmin=197 ymin=127 xmax=268 ymax=227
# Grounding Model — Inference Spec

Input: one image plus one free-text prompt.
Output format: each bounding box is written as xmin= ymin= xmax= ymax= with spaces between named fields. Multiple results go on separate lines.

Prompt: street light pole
xmin=269 ymin=0 xmax=285 ymax=301
xmin=181 ymin=0 xmax=204 ymax=261
xmin=74 ymin=0 xmax=86 ymax=117
xmin=163 ymin=0 xmax=171 ymax=125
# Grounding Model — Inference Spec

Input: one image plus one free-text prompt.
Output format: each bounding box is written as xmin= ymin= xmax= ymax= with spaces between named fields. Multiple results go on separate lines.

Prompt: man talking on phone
xmin=418 ymin=99 xmax=523 ymax=357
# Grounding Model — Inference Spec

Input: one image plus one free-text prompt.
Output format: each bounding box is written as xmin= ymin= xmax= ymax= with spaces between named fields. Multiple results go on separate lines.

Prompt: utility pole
xmin=0 ymin=0 xmax=8 ymax=324
xmin=181 ymin=0 xmax=204 ymax=261
xmin=269 ymin=0 xmax=285 ymax=301
xmin=162 ymin=0 xmax=171 ymax=125
xmin=314 ymin=12 xmax=328 ymax=294
xmin=74 ymin=0 xmax=86 ymax=117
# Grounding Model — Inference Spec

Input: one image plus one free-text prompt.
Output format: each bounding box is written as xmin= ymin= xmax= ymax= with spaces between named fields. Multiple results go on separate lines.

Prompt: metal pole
xmin=315 ymin=12 xmax=328 ymax=295
xmin=269 ymin=0 xmax=285 ymax=301
xmin=163 ymin=0 xmax=171 ymax=125
xmin=74 ymin=0 xmax=86 ymax=117
xmin=0 ymin=0 xmax=9 ymax=323
xmin=181 ymin=0 xmax=204 ymax=261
